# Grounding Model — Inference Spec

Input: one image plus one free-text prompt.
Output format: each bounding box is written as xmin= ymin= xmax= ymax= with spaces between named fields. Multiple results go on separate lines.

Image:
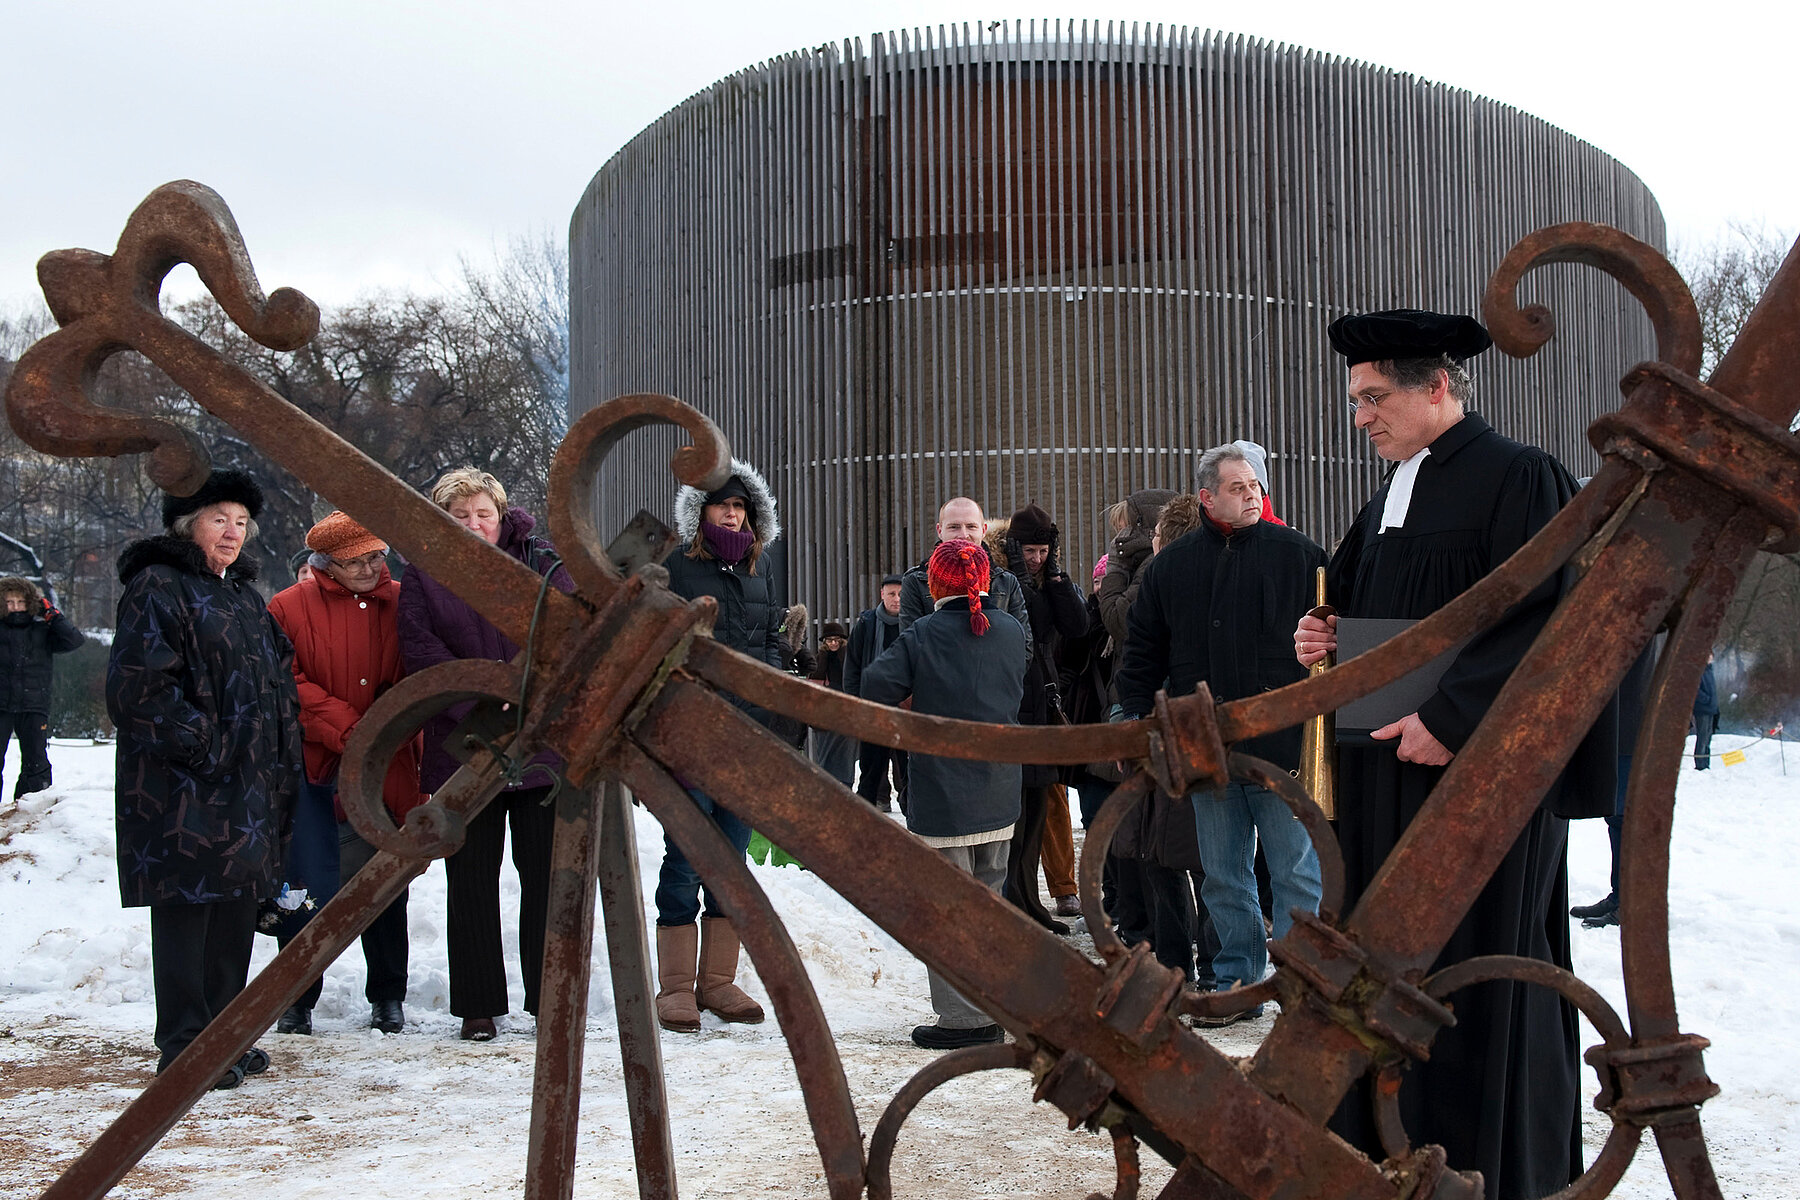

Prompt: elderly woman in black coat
xmin=653 ymin=460 xmax=787 ymax=1034
xmin=107 ymin=469 xmax=303 ymax=1090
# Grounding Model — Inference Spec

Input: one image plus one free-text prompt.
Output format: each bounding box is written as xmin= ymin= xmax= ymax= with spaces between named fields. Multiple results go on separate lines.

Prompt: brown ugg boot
xmin=655 ymin=923 xmax=703 ymax=1032
xmin=697 ymin=917 xmax=765 ymax=1024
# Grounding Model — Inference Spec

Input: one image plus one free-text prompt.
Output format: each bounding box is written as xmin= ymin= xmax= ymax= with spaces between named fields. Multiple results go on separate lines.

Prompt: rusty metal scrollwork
xmin=8 ymin=181 xmax=1799 ymax=1200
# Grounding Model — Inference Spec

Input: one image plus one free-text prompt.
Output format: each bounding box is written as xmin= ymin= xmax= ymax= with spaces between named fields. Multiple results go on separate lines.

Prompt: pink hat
xmin=1092 ymin=554 xmax=1109 ymax=583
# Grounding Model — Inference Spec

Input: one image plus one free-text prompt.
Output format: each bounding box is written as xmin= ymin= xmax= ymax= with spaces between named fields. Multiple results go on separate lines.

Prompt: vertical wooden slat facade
xmin=569 ymin=24 xmax=1664 ymax=627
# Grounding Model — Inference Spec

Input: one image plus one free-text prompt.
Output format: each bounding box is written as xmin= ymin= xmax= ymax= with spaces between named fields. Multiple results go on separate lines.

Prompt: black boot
xmin=371 ymin=1000 xmax=404 ymax=1034
xmin=276 ymin=1005 xmax=313 ymax=1035
xmin=1570 ymin=894 xmax=1618 ymax=920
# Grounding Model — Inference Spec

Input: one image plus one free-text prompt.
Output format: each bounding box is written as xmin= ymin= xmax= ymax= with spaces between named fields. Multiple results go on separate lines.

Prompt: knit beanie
xmin=1007 ymin=502 xmax=1057 ymax=545
xmin=928 ymin=540 xmax=991 ymax=636
xmin=1093 ymin=554 xmax=1109 ymax=583
xmin=822 ymin=621 xmax=849 ymax=640
xmin=305 ymin=511 xmax=388 ymax=561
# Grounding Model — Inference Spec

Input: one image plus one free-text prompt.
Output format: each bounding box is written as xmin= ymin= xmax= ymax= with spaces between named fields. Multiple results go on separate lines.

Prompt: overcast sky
xmin=5 ymin=0 xmax=1794 ymax=315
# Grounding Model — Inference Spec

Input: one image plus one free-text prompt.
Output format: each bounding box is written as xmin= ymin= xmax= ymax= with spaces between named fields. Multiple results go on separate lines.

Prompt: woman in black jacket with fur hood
xmin=655 ymin=459 xmax=786 ymax=1034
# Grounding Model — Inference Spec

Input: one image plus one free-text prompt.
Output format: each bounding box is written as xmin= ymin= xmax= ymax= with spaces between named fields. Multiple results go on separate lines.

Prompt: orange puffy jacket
xmin=268 ymin=567 xmax=425 ymax=823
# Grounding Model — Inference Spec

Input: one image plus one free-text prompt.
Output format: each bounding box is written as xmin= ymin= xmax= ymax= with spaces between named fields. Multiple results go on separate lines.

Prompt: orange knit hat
xmin=305 ymin=511 xmax=387 ymax=561
xmin=928 ymin=540 xmax=991 ymax=636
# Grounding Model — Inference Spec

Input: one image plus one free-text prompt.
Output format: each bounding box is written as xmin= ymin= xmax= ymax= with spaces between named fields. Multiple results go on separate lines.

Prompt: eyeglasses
xmin=330 ymin=552 xmax=386 ymax=573
xmin=1347 ymin=389 xmax=1394 ymax=417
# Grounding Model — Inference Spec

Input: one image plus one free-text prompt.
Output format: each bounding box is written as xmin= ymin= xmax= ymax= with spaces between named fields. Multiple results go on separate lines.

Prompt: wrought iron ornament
xmin=7 ymin=183 xmax=1798 ymax=1200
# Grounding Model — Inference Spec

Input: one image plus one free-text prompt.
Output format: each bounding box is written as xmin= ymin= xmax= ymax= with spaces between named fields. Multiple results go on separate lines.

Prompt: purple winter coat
xmin=397 ymin=507 xmax=576 ymax=792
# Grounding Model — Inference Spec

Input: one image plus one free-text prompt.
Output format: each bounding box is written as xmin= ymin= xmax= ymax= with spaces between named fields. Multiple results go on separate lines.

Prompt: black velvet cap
xmin=880 ymin=573 xmax=904 ymax=588
xmin=162 ymin=468 xmax=265 ymax=527
xmin=1327 ymin=308 xmax=1493 ymax=366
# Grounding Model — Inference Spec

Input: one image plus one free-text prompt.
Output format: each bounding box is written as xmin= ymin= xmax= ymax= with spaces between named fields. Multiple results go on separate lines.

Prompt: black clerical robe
xmin=1327 ymin=413 xmax=1612 ymax=1199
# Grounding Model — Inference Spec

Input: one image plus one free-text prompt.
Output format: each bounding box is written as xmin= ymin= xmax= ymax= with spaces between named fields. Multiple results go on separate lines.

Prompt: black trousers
xmin=1141 ymin=862 xmax=1222 ymax=988
xmin=1693 ymin=713 xmax=1717 ymax=769
xmin=444 ymin=786 xmax=554 ymax=1019
xmin=150 ymin=898 xmax=258 ymax=1073
xmin=338 ymin=823 xmax=410 ymax=1003
xmin=1004 ymin=784 xmax=1063 ymax=931
xmin=1 ymin=710 xmax=52 ymax=797
xmin=856 ymin=742 xmax=908 ymax=811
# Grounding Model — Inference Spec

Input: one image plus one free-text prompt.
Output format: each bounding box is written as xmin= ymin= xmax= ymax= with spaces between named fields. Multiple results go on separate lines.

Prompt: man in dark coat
xmin=1115 ymin=446 xmax=1325 ymax=1021
xmin=843 ymin=575 xmax=909 ymax=811
xmin=997 ymin=503 xmax=1088 ymax=931
xmin=1692 ymin=654 xmax=1720 ymax=770
xmin=1293 ymin=308 xmax=1615 ymax=1198
xmin=0 ymin=575 xmax=85 ymax=797
xmin=108 ymin=468 xmax=302 ymax=1085
xmin=862 ymin=540 xmax=1026 ymax=1050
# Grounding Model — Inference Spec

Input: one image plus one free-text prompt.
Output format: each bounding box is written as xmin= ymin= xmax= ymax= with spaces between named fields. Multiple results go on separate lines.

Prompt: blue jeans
xmin=655 ymin=789 xmax=753 ymax=926
xmin=1191 ymin=782 xmax=1322 ymax=989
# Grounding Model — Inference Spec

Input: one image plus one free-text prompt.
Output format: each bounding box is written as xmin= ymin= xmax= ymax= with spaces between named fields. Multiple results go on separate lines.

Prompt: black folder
xmin=1335 ymin=618 xmax=1471 ymax=746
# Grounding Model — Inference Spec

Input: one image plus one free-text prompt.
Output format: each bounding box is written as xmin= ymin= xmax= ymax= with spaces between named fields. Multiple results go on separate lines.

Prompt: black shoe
xmin=275 ymin=1005 xmax=313 ymax=1035
xmin=213 ymin=1063 xmax=246 ymax=1091
xmin=237 ymin=1047 xmax=270 ymax=1076
xmin=1570 ymin=894 xmax=1618 ymax=920
xmin=1582 ymin=909 xmax=1621 ymax=928
xmin=910 ymin=1023 xmax=1003 ymax=1050
xmin=371 ymin=1000 xmax=405 ymax=1034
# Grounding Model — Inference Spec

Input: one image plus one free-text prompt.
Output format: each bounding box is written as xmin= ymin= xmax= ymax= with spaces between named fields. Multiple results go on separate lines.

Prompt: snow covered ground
xmin=1 ymin=739 xmax=1794 ymax=1199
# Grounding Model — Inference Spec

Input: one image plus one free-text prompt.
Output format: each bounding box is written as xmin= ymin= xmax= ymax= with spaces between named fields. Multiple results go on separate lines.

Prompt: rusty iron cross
xmin=7 ymin=182 xmax=1799 ymax=1200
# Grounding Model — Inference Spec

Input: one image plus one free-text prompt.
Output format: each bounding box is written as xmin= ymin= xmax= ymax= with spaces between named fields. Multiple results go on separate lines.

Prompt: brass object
xmin=1298 ymin=566 xmax=1337 ymax=819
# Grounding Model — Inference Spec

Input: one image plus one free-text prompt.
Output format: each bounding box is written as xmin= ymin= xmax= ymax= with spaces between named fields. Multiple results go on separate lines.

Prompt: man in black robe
xmin=1294 ymin=309 xmax=1612 ymax=1199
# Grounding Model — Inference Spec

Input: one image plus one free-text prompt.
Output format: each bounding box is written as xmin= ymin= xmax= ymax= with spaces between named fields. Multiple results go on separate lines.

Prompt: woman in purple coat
xmin=398 ymin=468 xmax=573 ymax=1041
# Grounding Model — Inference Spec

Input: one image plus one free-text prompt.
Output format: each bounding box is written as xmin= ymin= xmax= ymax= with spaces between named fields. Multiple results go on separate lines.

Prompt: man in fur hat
xmin=998 ymin=503 xmax=1088 ymax=930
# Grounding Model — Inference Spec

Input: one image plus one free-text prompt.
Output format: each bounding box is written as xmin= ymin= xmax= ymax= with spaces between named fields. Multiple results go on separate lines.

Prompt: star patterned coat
xmin=107 ymin=535 xmax=303 ymax=908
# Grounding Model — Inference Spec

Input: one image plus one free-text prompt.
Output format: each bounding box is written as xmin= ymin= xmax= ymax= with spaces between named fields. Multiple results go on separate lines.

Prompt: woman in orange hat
xmin=267 ymin=511 xmax=423 ymax=1037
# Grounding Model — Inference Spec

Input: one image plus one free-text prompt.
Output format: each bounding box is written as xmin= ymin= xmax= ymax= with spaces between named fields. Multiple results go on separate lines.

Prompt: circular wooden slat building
xmin=571 ymin=21 xmax=1663 ymax=623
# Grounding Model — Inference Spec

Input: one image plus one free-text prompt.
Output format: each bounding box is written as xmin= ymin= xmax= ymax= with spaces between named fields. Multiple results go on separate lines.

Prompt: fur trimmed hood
xmin=118 ymin=534 xmax=261 ymax=586
xmin=0 ymin=575 xmax=44 ymax=606
xmin=674 ymin=458 xmax=781 ymax=548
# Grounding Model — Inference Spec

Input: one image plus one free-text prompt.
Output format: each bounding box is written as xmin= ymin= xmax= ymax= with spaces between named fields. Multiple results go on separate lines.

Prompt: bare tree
xmin=1 ymin=241 xmax=573 ymax=626
xmin=1679 ymin=224 xmax=1799 ymax=728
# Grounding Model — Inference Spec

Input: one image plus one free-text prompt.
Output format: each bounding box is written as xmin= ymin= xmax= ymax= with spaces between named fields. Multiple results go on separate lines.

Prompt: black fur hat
xmin=162 ymin=468 xmax=265 ymax=528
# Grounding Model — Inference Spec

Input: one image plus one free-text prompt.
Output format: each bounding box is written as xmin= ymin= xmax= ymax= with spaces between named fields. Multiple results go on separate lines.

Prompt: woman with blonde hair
xmin=398 ymin=467 xmax=573 ymax=1041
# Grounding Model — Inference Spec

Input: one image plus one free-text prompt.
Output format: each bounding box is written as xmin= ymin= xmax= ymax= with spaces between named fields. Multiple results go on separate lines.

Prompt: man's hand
xmin=1295 ymin=612 xmax=1337 ymax=667
xmin=1369 ymin=713 xmax=1453 ymax=765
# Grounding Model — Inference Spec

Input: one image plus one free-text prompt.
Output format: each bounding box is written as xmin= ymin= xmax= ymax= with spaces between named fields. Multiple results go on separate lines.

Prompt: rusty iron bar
xmin=594 ymin=780 xmax=678 ymax=1200
xmin=864 ymin=1041 xmax=1035 ymax=1200
xmin=9 ymin=184 xmax=1799 ymax=1200
xmin=34 ymin=746 xmax=517 ymax=1200
xmin=610 ymin=740 xmax=869 ymax=1200
xmin=524 ymin=781 xmax=608 ymax=1200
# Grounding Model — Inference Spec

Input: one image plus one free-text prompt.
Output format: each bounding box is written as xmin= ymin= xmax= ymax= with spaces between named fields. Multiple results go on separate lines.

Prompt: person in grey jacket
xmin=862 ymin=540 xmax=1026 ymax=1051
xmin=898 ymin=496 xmax=1032 ymax=660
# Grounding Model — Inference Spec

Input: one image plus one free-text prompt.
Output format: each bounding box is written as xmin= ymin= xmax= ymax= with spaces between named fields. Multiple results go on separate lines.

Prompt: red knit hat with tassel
xmin=928 ymin=540 xmax=991 ymax=635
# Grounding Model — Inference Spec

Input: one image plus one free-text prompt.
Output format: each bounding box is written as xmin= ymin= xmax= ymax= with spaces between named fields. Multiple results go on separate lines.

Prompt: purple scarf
xmin=702 ymin=521 xmax=755 ymax=564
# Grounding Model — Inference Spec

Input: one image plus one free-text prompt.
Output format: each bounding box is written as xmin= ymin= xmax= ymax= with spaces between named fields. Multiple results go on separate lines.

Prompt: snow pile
xmin=1 ymin=738 xmax=1796 ymax=1198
